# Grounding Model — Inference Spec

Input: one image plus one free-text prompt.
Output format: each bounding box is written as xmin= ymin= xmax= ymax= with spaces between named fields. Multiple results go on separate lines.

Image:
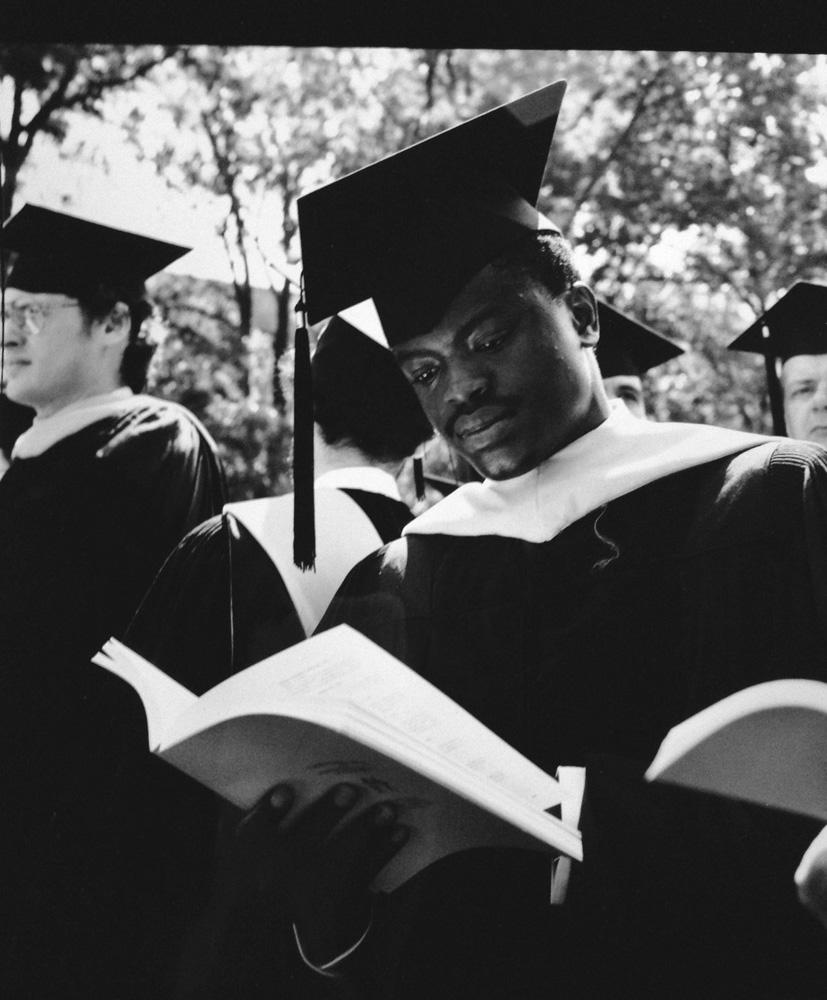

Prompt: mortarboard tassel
xmin=761 ymin=322 xmax=787 ymax=436
xmin=292 ymin=278 xmax=316 ymax=570
xmin=413 ymin=449 xmax=426 ymax=501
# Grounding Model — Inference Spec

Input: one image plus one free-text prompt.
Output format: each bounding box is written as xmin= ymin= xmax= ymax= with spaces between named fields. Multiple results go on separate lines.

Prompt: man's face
xmin=781 ymin=353 xmax=827 ymax=446
xmin=394 ymin=264 xmax=607 ymax=480
xmin=1 ymin=290 xmax=96 ymax=416
xmin=602 ymin=374 xmax=646 ymax=418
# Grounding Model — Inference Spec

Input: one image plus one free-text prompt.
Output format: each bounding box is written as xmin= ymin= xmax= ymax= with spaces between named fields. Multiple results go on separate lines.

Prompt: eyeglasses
xmin=1 ymin=299 xmax=80 ymax=334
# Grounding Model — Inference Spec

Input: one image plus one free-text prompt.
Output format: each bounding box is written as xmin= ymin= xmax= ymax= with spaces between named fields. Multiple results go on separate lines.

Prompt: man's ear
xmin=94 ymin=303 xmax=131 ymax=347
xmin=567 ymin=283 xmax=599 ymax=348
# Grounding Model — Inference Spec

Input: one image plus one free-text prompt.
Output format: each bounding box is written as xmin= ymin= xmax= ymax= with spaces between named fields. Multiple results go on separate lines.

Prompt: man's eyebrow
xmin=394 ymin=344 xmax=439 ymax=364
xmin=395 ymin=305 xmax=507 ymax=364
xmin=455 ymin=304 xmax=503 ymax=341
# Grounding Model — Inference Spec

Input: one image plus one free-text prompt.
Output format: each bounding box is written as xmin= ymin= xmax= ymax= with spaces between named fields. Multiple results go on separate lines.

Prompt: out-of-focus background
xmin=3 ymin=46 xmax=826 ymax=499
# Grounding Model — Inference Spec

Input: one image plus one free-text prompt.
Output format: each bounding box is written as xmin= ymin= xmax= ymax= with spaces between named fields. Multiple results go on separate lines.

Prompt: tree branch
xmin=572 ymin=66 xmax=668 ymax=218
xmin=22 ymin=47 xmax=177 ymax=139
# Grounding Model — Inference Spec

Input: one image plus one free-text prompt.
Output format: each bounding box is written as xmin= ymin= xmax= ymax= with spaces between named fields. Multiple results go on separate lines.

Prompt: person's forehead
xmin=604 ymin=374 xmax=643 ymax=388
xmin=781 ymin=353 xmax=827 ymax=380
xmin=4 ymin=287 xmax=74 ymax=301
xmin=405 ymin=266 xmax=550 ymax=354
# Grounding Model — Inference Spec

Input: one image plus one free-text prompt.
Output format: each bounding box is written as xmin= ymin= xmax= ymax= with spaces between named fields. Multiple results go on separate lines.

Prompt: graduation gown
xmin=312 ymin=439 xmax=827 ymax=998
xmin=120 ymin=473 xmax=413 ymax=1000
xmin=124 ymin=477 xmax=414 ymax=690
xmin=0 ymin=394 xmax=226 ymax=999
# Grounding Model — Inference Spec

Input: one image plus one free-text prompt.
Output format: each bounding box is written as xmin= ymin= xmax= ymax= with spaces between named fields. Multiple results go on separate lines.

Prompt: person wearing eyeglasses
xmin=0 ymin=204 xmax=226 ymax=999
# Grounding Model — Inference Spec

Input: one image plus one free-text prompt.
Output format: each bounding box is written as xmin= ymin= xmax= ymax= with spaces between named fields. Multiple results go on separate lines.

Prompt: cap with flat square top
xmin=727 ymin=281 xmax=827 ymax=362
xmin=1 ymin=203 xmax=191 ymax=298
xmin=596 ymin=300 xmax=685 ymax=378
xmin=297 ymin=79 xmax=567 ymax=347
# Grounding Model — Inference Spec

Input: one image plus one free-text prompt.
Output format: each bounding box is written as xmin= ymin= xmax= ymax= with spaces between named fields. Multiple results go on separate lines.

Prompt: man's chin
xmin=1 ymin=379 xmax=35 ymax=409
xmin=806 ymin=428 xmax=827 ymax=448
xmin=464 ymin=449 xmax=536 ymax=481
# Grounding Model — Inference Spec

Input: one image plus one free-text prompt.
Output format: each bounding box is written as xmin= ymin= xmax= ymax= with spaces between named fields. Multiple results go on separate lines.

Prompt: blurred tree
xmin=147 ymin=272 xmax=293 ymax=500
xmin=0 ymin=44 xmax=177 ymax=221
xmin=541 ymin=50 xmax=827 ymax=432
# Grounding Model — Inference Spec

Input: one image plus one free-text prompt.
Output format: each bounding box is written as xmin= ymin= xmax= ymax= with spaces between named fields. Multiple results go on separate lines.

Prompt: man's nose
xmin=2 ymin=309 xmax=27 ymax=335
xmin=444 ymin=359 xmax=490 ymax=405
xmin=812 ymin=379 xmax=827 ymax=409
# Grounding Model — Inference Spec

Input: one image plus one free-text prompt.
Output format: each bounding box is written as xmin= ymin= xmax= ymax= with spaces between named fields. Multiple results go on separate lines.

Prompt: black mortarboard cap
xmin=1 ymin=204 xmax=191 ymax=298
xmin=297 ymin=80 xmax=566 ymax=346
xmin=596 ymin=300 xmax=685 ymax=378
xmin=727 ymin=281 xmax=827 ymax=362
xmin=728 ymin=281 xmax=827 ymax=434
xmin=312 ymin=314 xmax=432 ymax=459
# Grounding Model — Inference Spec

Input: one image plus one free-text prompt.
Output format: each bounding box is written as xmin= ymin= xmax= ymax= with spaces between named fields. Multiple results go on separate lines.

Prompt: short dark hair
xmin=311 ymin=319 xmax=433 ymax=464
xmin=79 ymin=282 xmax=155 ymax=392
xmin=314 ymin=383 xmax=432 ymax=465
xmin=489 ymin=230 xmax=582 ymax=299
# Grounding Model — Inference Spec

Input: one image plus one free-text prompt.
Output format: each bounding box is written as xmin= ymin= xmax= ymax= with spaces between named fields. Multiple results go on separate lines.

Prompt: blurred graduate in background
xmin=596 ymin=299 xmax=684 ymax=418
xmin=729 ymin=280 xmax=827 ymax=442
xmin=0 ymin=204 xmax=226 ymax=998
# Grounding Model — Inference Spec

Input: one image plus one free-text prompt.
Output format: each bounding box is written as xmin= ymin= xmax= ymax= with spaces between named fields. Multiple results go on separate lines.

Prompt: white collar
xmin=314 ymin=466 xmax=402 ymax=502
xmin=404 ymin=402 xmax=777 ymax=543
xmin=12 ymin=388 xmax=135 ymax=460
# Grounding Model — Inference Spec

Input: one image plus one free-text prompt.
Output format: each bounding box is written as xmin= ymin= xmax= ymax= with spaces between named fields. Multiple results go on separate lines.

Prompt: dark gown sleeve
xmin=574 ymin=441 xmax=827 ymax=998
xmin=100 ymin=398 xmax=227 ymax=553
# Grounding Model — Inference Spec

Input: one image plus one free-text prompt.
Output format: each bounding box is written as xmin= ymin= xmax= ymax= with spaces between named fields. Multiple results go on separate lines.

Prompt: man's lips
xmin=453 ymin=406 xmax=513 ymax=441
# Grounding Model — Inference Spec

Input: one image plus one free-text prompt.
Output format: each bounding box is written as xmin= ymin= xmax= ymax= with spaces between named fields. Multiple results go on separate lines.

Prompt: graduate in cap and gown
xmin=123 ymin=307 xmax=431 ymax=692
xmin=729 ymin=280 xmax=827 ymax=443
xmin=204 ymin=79 xmax=827 ymax=998
xmin=120 ymin=308 xmax=432 ymax=1000
xmin=0 ymin=204 xmax=226 ymax=998
xmin=596 ymin=299 xmax=684 ymax=418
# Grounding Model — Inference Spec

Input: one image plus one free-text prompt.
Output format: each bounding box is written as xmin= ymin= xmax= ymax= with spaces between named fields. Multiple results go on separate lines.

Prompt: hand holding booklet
xmin=646 ymin=678 xmax=827 ymax=821
xmin=93 ymin=624 xmax=581 ymax=892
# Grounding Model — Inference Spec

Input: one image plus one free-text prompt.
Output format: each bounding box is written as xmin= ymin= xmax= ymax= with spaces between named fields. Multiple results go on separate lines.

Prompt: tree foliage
xmin=0 ymin=44 xmax=176 ymax=221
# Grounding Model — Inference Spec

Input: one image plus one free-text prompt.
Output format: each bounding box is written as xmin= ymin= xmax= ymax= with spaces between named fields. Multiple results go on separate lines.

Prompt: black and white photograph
xmin=3 ymin=19 xmax=827 ymax=997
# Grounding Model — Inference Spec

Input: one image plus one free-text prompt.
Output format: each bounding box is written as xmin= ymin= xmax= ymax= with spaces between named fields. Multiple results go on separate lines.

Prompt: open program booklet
xmin=93 ymin=624 xmax=581 ymax=892
xmin=646 ymin=678 xmax=827 ymax=821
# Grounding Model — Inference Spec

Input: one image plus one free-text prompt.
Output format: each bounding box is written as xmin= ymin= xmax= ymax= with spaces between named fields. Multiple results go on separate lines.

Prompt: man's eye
xmin=409 ymin=364 xmax=438 ymax=386
xmin=473 ymin=329 xmax=510 ymax=353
